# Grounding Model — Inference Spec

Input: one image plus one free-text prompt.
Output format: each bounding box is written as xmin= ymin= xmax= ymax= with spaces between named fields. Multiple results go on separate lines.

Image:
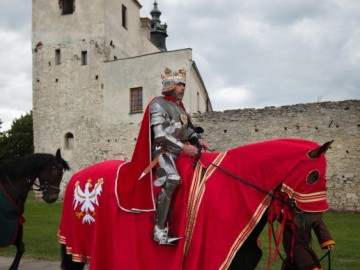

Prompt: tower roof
xmin=150 ymin=0 xmax=161 ymax=18
xmin=150 ymin=1 xmax=168 ymax=51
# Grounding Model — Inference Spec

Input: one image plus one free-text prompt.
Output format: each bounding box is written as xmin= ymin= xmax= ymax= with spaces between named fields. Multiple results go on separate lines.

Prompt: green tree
xmin=0 ymin=111 xmax=34 ymax=164
xmin=0 ymin=118 xmax=3 ymax=136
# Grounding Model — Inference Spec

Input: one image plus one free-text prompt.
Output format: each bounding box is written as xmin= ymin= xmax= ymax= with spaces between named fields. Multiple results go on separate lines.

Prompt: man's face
xmin=174 ymin=82 xmax=185 ymax=101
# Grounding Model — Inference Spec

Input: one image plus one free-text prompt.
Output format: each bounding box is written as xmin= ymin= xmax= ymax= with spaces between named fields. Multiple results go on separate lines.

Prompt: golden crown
xmin=161 ymin=67 xmax=186 ymax=84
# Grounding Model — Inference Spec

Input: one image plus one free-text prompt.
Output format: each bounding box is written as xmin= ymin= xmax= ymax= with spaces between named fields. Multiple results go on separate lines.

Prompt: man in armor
xmin=150 ymin=67 xmax=209 ymax=245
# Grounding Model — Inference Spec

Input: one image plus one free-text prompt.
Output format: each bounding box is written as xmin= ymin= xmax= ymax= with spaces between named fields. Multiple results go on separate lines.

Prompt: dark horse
xmin=59 ymin=139 xmax=332 ymax=270
xmin=0 ymin=149 xmax=70 ymax=270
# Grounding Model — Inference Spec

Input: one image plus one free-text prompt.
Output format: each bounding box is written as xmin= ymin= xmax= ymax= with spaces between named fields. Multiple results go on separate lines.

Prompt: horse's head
xmin=38 ymin=148 xmax=70 ymax=203
xmin=280 ymin=140 xmax=333 ymax=212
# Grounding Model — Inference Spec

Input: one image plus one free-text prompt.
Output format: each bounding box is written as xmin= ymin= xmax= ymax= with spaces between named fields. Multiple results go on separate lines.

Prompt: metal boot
xmin=153 ymin=179 xmax=181 ymax=245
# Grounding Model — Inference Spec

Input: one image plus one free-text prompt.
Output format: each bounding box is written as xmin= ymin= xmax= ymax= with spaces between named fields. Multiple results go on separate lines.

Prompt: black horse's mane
xmin=0 ymin=153 xmax=56 ymax=177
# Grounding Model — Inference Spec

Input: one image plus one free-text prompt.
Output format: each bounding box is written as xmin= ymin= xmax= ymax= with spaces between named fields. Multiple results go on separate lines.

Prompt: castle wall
xmin=52 ymin=98 xmax=358 ymax=212
xmin=104 ymin=0 xmax=159 ymax=58
xmin=96 ymin=49 xmax=211 ymax=163
xmin=71 ymin=99 xmax=358 ymax=211
xmin=190 ymin=100 xmax=360 ymax=212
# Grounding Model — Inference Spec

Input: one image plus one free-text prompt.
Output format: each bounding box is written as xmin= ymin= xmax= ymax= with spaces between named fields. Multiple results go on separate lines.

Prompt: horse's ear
xmin=55 ymin=148 xmax=70 ymax=170
xmin=55 ymin=148 xmax=61 ymax=159
xmin=308 ymin=140 xmax=334 ymax=159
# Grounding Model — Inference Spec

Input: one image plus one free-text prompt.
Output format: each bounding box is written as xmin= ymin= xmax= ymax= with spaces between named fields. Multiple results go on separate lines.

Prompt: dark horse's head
xmin=36 ymin=149 xmax=70 ymax=203
xmin=0 ymin=148 xmax=70 ymax=204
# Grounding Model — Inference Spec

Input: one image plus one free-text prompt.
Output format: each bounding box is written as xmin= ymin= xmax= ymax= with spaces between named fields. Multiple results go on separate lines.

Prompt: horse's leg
xmin=60 ymin=244 xmax=86 ymax=270
xmin=9 ymin=225 xmax=25 ymax=270
xmin=229 ymin=212 xmax=268 ymax=270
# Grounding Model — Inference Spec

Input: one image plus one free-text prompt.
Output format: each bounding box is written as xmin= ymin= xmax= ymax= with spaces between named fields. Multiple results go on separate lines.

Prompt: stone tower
xmin=32 ymin=0 xmax=212 ymax=181
xmin=150 ymin=0 xmax=168 ymax=51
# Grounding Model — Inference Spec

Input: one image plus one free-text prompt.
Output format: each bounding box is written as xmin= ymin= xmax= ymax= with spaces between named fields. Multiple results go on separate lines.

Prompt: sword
xmin=138 ymin=155 xmax=160 ymax=180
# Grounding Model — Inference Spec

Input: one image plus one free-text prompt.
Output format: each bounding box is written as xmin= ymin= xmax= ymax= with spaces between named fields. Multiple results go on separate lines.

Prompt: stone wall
xmin=56 ymin=99 xmax=359 ymax=212
xmin=191 ymin=100 xmax=359 ymax=212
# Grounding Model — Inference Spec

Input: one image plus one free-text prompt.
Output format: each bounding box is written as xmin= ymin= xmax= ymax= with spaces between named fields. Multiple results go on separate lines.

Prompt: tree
xmin=0 ymin=118 xmax=3 ymax=136
xmin=0 ymin=111 xmax=34 ymax=164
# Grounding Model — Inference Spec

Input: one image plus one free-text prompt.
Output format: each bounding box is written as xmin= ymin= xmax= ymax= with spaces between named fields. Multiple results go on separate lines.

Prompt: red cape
xmin=115 ymin=96 xmax=190 ymax=212
xmin=116 ymin=99 xmax=155 ymax=212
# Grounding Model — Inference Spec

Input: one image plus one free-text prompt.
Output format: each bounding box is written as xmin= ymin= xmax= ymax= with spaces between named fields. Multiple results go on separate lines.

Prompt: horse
xmin=0 ymin=149 xmax=70 ymax=270
xmin=58 ymin=139 xmax=332 ymax=270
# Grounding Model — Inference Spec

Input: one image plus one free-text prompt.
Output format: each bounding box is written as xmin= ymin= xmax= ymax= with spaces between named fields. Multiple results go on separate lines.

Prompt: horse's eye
xmin=307 ymin=170 xmax=319 ymax=184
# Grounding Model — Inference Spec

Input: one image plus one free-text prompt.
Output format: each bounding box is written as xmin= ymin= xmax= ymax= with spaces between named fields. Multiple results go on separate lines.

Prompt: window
xmin=122 ymin=5 xmax=127 ymax=29
xmin=64 ymin=132 xmax=74 ymax=150
xmin=55 ymin=49 xmax=61 ymax=65
xmin=130 ymin=87 xmax=143 ymax=113
xmin=81 ymin=51 xmax=87 ymax=65
xmin=197 ymin=91 xmax=200 ymax=112
xmin=61 ymin=0 xmax=75 ymax=15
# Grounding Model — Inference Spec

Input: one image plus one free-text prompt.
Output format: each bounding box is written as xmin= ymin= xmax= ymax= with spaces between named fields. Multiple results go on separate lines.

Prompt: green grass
xmin=257 ymin=214 xmax=360 ymax=269
xmin=1 ymin=196 xmax=359 ymax=269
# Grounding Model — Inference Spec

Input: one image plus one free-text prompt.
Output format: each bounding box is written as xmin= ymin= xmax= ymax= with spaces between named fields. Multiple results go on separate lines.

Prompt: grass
xmin=1 ymin=195 xmax=359 ymax=269
xmin=257 ymin=213 xmax=360 ymax=269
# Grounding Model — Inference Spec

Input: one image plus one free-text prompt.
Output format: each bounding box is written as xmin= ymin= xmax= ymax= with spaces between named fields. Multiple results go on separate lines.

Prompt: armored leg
xmin=153 ymin=153 xmax=181 ymax=244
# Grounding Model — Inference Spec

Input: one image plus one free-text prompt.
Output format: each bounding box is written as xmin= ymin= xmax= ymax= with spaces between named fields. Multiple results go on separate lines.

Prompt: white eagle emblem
xmin=73 ymin=178 xmax=104 ymax=224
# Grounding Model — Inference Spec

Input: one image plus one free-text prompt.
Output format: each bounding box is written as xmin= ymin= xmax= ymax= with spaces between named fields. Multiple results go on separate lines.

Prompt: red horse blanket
xmin=58 ymin=139 xmax=329 ymax=269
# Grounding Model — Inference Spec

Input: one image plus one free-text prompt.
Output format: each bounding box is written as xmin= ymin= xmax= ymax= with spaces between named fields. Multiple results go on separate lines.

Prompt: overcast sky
xmin=0 ymin=0 xmax=359 ymax=131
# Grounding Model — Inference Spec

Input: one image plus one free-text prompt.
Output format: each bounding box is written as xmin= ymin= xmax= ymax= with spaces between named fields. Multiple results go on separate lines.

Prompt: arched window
xmin=64 ymin=132 xmax=74 ymax=150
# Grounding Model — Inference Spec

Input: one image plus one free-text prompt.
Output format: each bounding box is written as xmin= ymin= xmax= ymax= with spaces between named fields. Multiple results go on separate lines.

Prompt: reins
xmin=2 ymin=173 xmax=16 ymax=191
xmin=32 ymin=180 xmax=61 ymax=194
xmin=1 ymin=168 xmax=61 ymax=194
xmin=199 ymin=156 xmax=294 ymax=208
xmin=1 ymin=172 xmax=35 ymax=192
xmin=198 ymin=155 xmax=332 ymax=270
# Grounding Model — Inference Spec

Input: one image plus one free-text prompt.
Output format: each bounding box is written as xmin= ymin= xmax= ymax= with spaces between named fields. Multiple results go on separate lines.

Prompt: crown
xmin=161 ymin=67 xmax=186 ymax=93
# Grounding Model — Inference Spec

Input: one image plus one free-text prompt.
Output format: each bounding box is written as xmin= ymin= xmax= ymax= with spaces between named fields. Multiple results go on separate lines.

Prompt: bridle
xmin=31 ymin=179 xmax=61 ymax=195
xmin=31 ymin=164 xmax=65 ymax=196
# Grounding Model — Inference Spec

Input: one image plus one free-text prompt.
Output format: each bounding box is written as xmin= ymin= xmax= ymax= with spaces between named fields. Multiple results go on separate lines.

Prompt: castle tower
xmin=32 ymin=0 xmax=159 ymax=167
xmin=32 ymin=0 xmax=212 ymax=183
xmin=150 ymin=1 xmax=168 ymax=51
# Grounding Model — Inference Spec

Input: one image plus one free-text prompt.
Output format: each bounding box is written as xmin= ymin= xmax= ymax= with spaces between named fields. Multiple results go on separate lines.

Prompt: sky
xmin=0 ymin=0 xmax=359 ymax=131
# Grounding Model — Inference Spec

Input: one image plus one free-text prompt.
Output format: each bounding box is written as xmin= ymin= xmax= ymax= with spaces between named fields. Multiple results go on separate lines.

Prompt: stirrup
xmin=153 ymin=227 xmax=181 ymax=245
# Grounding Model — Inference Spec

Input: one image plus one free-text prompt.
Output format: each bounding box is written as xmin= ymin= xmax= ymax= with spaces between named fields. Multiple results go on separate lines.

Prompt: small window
xmin=55 ymin=49 xmax=61 ymax=65
xmin=61 ymin=0 xmax=75 ymax=15
xmin=81 ymin=51 xmax=87 ymax=65
xmin=65 ymin=132 xmax=74 ymax=150
xmin=197 ymin=91 xmax=200 ymax=112
xmin=130 ymin=87 xmax=143 ymax=113
xmin=122 ymin=5 xmax=127 ymax=29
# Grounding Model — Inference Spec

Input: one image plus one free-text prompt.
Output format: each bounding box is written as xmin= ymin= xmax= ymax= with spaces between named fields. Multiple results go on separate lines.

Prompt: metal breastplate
xmin=150 ymin=97 xmax=189 ymax=142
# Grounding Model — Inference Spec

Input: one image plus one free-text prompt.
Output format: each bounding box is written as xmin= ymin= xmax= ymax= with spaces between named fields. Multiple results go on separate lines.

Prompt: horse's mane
xmin=0 ymin=153 xmax=56 ymax=177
